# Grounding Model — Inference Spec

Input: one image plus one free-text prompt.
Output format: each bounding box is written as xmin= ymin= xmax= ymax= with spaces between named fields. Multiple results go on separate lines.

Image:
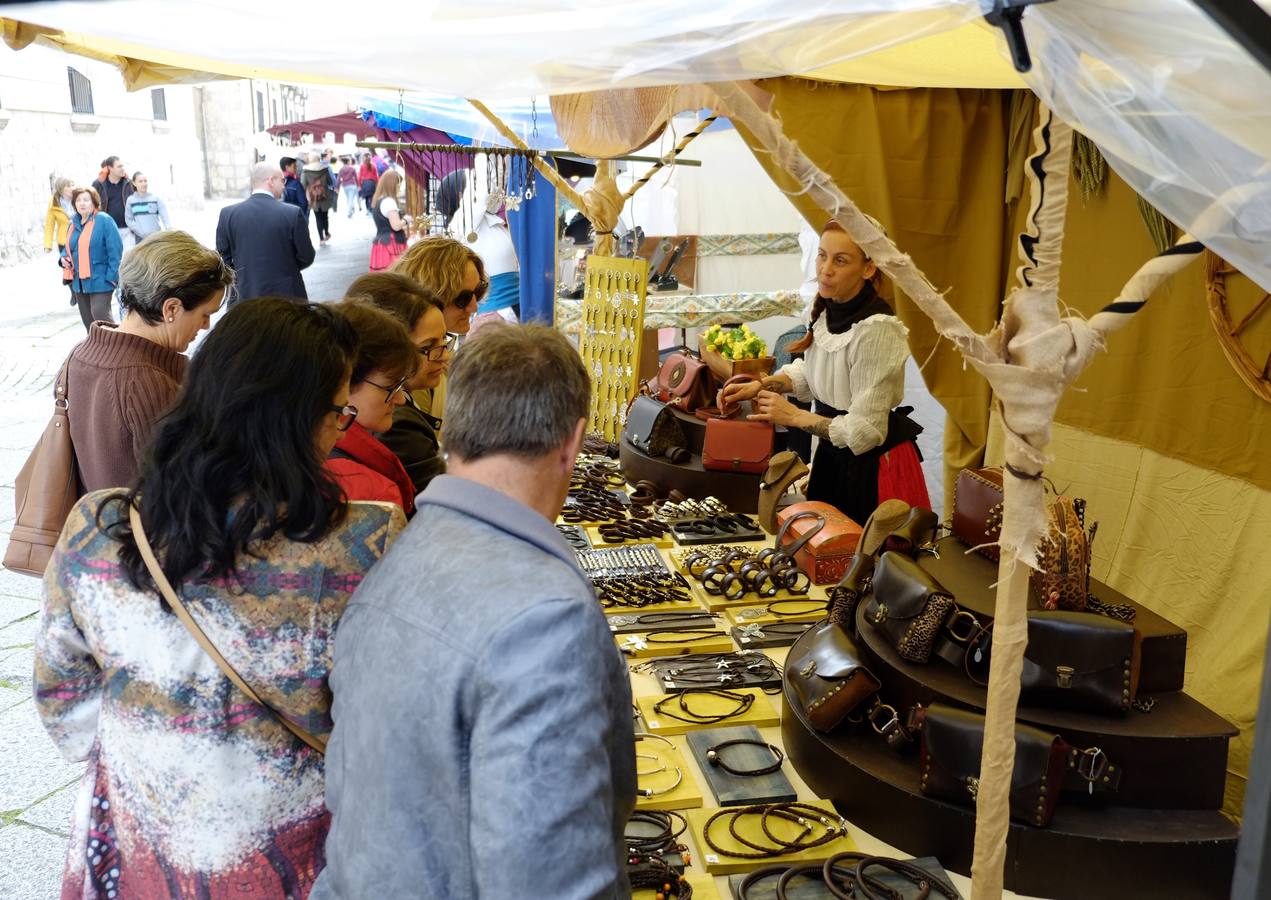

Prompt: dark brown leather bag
xmin=4 ymin=360 xmax=81 ymax=577
xmin=917 ymin=704 xmax=1121 ymax=827
xmin=785 ymin=619 xmax=882 ymax=733
xmin=967 ymin=611 xmax=1142 ymax=715
xmin=950 ymin=467 xmax=1003 ymax=561
xmin=654 ymin=352 xmax=714 ymax=412
xmin=702 ymin=416 xmax=773 ymax=474
xmin=624 ymin=395 xmax=687 ymax=459
xmin=863 ymin=552 xmax=958 ymax=663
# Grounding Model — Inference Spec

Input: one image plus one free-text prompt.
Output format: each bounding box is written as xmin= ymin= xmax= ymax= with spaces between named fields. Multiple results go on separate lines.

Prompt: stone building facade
xmin=0 ymin=44 xmax=312 ymax=265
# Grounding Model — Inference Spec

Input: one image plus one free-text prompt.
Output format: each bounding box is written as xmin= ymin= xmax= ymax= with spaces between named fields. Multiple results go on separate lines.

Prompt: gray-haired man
xmin=314 ymin=325 xmax=636 ymax=899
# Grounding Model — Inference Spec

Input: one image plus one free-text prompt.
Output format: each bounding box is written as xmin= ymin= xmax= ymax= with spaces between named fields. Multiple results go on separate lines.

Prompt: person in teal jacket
xmin=62 ymin=186 xmax=124 ymax=331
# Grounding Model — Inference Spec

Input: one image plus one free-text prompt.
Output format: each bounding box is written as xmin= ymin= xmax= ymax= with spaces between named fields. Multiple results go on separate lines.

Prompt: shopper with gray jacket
xmin=123 ymin=172 xmax=171 ymax=242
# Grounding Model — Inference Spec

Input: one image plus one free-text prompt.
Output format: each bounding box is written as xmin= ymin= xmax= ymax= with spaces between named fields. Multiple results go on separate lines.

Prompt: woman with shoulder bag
xmin=720 ymin=220 xmax=930 ymax=525
xmin=35 ymin=297 xmax=405 ymax=899
xmin=63 ymin=185 xmax=124 ymax=331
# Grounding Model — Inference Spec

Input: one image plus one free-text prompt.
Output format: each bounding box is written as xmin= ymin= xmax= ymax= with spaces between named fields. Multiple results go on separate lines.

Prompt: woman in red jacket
xmin=325 ymin=300 xmax=420 ymax=514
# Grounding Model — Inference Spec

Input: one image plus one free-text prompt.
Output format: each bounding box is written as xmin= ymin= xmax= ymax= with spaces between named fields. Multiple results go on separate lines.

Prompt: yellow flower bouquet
xmin=698 ymin=323 xmax=775 ymax=381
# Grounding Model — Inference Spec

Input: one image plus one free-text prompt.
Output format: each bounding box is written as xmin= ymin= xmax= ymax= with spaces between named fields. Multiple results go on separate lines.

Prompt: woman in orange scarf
xmin=63 ymin=186 xmax=124 ymax=331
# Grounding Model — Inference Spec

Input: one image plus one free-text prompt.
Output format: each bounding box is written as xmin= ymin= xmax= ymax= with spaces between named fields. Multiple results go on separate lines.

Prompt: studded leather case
xmin=785 ymin=619 xmax=881 ymax=733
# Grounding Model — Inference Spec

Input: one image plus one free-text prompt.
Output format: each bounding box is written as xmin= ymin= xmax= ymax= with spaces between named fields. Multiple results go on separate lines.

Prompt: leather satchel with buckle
xmin=965 ymin=610 xmax=1143 ymax=715
xmin=915 ymin=703 xmax=1121 ymax=827
xmin=863 ymin=552 xmax=977 ymax=665
xmin=653 ymin=351 xmax=714 ymax=413
xmin=785 ymin=619 xmax=882 ymax=733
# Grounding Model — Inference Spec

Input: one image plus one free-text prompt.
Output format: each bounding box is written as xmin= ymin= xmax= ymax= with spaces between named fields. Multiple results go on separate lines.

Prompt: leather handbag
xmin=863 ymin=552 xmax=960 ymax=663
xmin=624 ymin=394 xmax=688 ymax=461
xmin=4 ymin=360 xmax=81 ymax=577
xmin=785 ymin=619 xmax=882 ymax=733
xmin=128 ymin=504 xmax=327 ymax=754
xmin=950 ymin=467 xmax=1003 ymax=561
xmin=967 ymin=610 xmax=1142 ymax=715
xmin=701 ymin=418 xmax=773 ymax=474
xmin=654 ymin=351 xmax=714 ymax=412
xmin=757 ymin=450 xmax=808 ymax=535
xmin=916 ymin=703 xmax=1121 ymax=827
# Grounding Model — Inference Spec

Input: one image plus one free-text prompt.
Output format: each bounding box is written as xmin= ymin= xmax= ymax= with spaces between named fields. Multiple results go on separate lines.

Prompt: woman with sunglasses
xmin=325 ymin=299 xmax=421 ymax=514
xmin=344 ymin=272 xmax=454 ymax=494
xmin=392 ymin=234 xmax=488 ymax=335
xmin=35 ymin=298 xmax=405 ymax=899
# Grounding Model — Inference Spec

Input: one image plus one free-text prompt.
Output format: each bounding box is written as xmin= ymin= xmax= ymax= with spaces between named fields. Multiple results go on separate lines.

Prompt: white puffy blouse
xmin=778 ymin=312 xmax=911 ymax=454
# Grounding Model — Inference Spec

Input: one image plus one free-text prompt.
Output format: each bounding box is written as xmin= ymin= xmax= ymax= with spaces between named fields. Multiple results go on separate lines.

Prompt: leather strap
xmin=128 ymin=503 xmax=327 ymax=754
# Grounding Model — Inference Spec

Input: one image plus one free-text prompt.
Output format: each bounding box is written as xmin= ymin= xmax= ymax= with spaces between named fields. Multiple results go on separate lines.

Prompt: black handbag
xmin=864 ymin=553 xmax=973 ymax=664
xmin=785 ymin=620 xmax=881 ymax=733
xmin=624 ymin=395 xmax=688 ymax=462
xmin=966 ymin=610 xmax=1142 ymax=715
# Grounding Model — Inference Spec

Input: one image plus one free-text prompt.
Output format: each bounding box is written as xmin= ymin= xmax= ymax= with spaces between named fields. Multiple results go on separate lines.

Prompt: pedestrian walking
xmin=62 ymin=186 xmax=123 ymax=331
xmin=44 ymin=177 xmax=77 ymax=305
xmin=123 ymin=171 xmax=171 ymax=244
xmin=302 ymin=152 xmax=335 ymax=245
xmin=338 ymin=156 xmax=359 ymax=217
xmin=90 ymin=155 xmax=135 ymax=248
xmin=357 ymin=152 xmax=378 ymax=217
xmin=64 ymin=230 xmax=232 ymax=494
xmin=280 ymin=155 xmax=310 ymax=218
xmin=35 ymin=297 xmax=403 ymax=900
xmin=324 ymin=149 xmax=341 ymax=214
xmin=215 ymin=163 xmax=315 ymax=303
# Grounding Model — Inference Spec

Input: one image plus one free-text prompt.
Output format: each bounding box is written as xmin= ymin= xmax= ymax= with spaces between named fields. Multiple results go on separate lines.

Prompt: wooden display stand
xmin=638 ymin=689 xmax=780 ymax=735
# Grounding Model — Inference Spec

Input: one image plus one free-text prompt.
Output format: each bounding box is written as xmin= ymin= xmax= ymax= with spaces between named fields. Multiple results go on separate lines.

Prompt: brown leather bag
xmin=863 ymin=552 xmax=958 ymax=663
xmin=4 ymin=361 xmax=81 ymax=577
xmin=654 ymin=352 xmax=714 ymax=412
xmin=917 ymin=703 xmax=1121 ymax=827
xmin=1033 ymin=495 xmax=1096 ymax=612
xmin=785 ymin=619 xmax=881 ymax=733
xmin=624 ymin=394 xmax=687 ymax=459
xmin=966 ymin=610 xmax=1142 ymax=715
xmin=950 ymin=467 xmax=1003 ymax=561
xmin=701 ymin=418 xmax=773 ymax=474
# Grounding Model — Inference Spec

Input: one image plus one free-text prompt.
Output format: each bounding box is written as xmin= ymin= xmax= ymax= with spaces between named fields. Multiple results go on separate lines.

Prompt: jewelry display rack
xmin=578 ymin=256 xmax=649 ymax=441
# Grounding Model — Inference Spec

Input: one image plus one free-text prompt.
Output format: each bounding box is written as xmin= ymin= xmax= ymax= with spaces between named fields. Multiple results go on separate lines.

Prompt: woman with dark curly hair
xmin=35 ymin=297 xmax=404 ymax=899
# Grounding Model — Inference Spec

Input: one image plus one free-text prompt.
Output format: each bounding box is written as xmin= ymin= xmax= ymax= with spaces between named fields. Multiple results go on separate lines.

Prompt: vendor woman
xmin=720 ymin=220 xmax=930 ymax=525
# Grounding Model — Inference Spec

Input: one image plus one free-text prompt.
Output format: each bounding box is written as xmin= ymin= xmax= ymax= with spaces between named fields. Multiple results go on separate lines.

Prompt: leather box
xmin=776 ymin=501 xmax=863 ymax=584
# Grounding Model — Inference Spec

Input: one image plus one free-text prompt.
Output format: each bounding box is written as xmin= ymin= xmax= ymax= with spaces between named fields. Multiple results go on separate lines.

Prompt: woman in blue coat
xmin=62 ymin=186 xmax=124 ymax=331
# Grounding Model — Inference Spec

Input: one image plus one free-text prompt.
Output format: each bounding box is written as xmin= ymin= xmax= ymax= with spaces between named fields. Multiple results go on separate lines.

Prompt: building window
xmin=256 ymin=90 xmax=265 ymax=131
xmin=151 ymin=88 xmax=167 ymax=121
xmin=67 ymin=67 xmax=94 ymax=115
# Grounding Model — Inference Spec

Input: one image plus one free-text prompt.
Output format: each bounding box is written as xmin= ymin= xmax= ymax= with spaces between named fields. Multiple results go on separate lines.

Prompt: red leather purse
xmin=701 ymin=419 xmax=773 ymax=474
xmin=654 ymin=352 xmax=714 ymax=412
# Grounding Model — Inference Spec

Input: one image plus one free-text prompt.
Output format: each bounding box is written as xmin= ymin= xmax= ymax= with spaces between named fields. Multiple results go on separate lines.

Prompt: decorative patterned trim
xmin=557 ymin=290 xmax=804 ymax=332
xmin=696 ymin=233 xmax=801 ymax=257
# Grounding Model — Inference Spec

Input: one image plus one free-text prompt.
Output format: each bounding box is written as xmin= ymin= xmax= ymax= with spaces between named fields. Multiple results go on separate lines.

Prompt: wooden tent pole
xmin=622 ymin=114 xmax=717 ymax=201
xmin=466 ymin=98 xmax=586 ymax=209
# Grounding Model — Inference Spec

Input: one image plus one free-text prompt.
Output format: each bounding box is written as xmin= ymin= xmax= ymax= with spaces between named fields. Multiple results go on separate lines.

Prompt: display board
xmin=578 ymin=255 xmax=649 ymax=441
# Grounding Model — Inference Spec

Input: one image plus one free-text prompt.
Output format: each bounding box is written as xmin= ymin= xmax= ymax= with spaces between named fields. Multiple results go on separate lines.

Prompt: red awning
xmin=266 ymin=111 xmax=372 ymax=144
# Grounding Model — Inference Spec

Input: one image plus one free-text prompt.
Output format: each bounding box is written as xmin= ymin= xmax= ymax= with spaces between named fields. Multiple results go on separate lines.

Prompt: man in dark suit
xmin=216 ymin=163 xmax=315 ymax=304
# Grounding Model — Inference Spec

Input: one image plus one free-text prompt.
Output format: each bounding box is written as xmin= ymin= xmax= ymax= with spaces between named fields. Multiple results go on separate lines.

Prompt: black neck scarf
xmin=821 ymin=281 xmax=893 ymax=334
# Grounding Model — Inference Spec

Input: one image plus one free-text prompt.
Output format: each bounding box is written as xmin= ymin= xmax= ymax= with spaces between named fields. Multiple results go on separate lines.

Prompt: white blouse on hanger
xmin=778 ymin=312 xmax=910 ymax=454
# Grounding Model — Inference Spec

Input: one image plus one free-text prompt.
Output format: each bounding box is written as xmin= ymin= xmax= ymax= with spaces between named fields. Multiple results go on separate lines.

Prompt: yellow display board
xmin=637 ymin=688 xmax=780 ymax=735
xmin=634 ymin=738 xmax=704 ymax=812
xmin=686 ymin=800 xmax=857 ymax=875
xmin=617 ymin=631 xmax=734 ymax=659
xmin=687 ymin=577 xmax=828 ymax=613
xmin=578 ymin=255 xmax=649 ymax=441
xmin=585 ymin=525 xmax=675 ymax=549
xmin=725 ymin=600 xmax=830 ymax=627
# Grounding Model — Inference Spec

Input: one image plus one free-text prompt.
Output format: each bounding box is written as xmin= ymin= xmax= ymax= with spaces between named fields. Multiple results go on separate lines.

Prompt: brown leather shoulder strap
xmin=127 ymin=503 xmax=327 ymax=754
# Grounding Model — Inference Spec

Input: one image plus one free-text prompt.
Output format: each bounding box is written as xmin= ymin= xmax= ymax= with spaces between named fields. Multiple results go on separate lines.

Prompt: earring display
xmin=633 ymin=732 xmax=703 ymax=812
xmin=685 ymin=800 xmax=856 ymax=874
xmin=685 ymin=725 xmax=798 ymax=808
xmin=636 ymin=688 xmax=780 ymax=735
xmin=578 ymin=255 xmax=649 ymax=442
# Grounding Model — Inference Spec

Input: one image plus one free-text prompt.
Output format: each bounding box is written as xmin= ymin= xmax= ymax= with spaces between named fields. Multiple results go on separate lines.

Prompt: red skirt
xmin=369 ymin=240 xmax=406 ymax=271
xmin=876 ymin=440 xmax=931 ymax=511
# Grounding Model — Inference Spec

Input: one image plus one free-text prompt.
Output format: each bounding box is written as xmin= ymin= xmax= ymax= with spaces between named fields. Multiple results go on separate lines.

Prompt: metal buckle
xmin=965 ymin=776 xmax=980 ymax=801
xmin=1055 ymin=665 xmax=1074 ymax=689
xmin=1076 ymin=747 xmax=1108 ymax=782
xmin=867 ymin=701 xmax=900 ymax=736
xmin=799 ymin=660 xmax=817 ymax=678
xmin=944 ymin=609 xmax=980 ymax=643
xmin=868 ymin=603 xmax=889 ymax=625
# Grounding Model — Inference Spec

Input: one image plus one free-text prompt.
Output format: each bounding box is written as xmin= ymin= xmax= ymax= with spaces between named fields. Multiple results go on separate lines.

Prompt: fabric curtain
xmin=507 ymin=157 xmax=556 ymax=324
xmin=733 ymin=78 xmax=1023 ymax=505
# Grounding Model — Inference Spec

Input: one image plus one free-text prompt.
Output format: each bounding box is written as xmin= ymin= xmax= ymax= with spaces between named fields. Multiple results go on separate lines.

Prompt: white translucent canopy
xmin=9 ymin=0 xmax=1270 ymax=287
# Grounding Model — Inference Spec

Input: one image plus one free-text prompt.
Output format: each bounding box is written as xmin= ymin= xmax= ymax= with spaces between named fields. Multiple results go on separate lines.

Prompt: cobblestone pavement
xmin=0 ymin=200 xmax=373 ymax=899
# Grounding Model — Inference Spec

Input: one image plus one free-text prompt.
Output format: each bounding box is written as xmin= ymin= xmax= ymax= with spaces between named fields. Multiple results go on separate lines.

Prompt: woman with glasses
xmin=325 ymin=299 xmax=421 ymax=513
xmin=345 ymin=272 xmax=454 ymax=494
xmin=35 ymin=297 xmax=405 ymax=898
xmin=65 ymin=229 xmax=233 ymax=493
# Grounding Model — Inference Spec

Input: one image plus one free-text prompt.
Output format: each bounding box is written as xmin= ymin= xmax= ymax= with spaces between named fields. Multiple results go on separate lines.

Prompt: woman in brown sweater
xmin=66 ymin=230 xmax=233 ymax=493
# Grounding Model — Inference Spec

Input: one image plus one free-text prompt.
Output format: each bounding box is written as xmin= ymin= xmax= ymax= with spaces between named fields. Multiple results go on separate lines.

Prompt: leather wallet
xmin=785 ymin=619 xmax=881 ymax=733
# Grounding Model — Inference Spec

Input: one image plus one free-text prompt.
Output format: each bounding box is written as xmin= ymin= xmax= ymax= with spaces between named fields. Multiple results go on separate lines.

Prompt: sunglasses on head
xmin=451 ymin=279 xmax=490 ymax=309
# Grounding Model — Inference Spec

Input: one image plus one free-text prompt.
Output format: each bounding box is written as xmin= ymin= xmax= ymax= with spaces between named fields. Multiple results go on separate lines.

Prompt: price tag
xmin=648 ymin=719 xmax=660 ymax=728
xmin=705 ymin=854 xmax=719 ymax=864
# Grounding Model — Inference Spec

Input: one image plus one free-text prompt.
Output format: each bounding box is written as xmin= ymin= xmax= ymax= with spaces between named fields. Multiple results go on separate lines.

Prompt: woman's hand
xmin=719 ymin=378 xmax=763 ymax=408
xmin=747 ymin=390 xmax=804 ymax=427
